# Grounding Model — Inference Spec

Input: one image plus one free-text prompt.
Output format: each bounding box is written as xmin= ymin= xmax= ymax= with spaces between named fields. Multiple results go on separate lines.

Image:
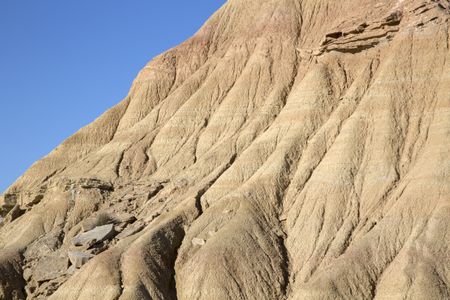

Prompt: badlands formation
xmin=1 ymin=0 xmax=450 ymax=299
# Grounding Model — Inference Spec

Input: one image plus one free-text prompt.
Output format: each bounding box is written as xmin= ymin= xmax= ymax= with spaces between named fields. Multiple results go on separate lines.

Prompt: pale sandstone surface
xmin=1 ymin=0 xmax=450 ymax=299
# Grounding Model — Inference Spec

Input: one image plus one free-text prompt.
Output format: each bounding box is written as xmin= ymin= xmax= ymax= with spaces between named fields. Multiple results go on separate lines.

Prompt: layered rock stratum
xmin=1 ymin=0 xmax=450 ymax=299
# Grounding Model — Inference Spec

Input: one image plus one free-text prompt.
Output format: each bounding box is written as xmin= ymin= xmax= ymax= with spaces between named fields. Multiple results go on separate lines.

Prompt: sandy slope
xmin=1 ymin=0 xmax=450 ymax=299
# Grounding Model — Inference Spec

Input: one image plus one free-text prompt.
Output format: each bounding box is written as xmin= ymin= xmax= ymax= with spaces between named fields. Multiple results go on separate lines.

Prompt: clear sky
xmin=0 ymin=1 xmax=226 ymax=193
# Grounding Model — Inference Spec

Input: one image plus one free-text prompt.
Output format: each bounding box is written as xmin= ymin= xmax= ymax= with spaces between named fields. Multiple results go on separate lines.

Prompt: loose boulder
xmin=72 ymin=224 xmax=115 ymax=247
xmin=67 ymin=252 xmax=94 ymax=269
xmin=191 ymin=238 xmax=206 ymax=246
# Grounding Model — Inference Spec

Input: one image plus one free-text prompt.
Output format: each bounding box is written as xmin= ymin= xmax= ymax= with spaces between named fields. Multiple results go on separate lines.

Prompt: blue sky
xmin=0 ymin=1 xmax=226 ymax=193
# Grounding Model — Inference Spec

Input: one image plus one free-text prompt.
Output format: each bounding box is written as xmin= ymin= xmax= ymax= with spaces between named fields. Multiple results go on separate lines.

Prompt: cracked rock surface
xmin=1 ymin=0 xmax=450 ymax=299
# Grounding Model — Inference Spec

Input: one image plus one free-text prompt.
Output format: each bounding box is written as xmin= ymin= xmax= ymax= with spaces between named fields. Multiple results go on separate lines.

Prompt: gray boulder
xmin=72 ymin=224 xmax=115 ymax=247
xmin=68 ymin=251 xmax=94 ymax=269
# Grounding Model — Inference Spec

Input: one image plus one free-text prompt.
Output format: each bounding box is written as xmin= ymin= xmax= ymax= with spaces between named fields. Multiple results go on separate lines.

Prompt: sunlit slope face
xmin=1 ymin=0 xmax=450 ymax=299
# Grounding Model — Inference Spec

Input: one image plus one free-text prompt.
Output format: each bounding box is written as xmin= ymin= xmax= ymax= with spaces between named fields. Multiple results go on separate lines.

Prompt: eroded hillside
xmin=1 ymin=0 xmax=450 ymax=299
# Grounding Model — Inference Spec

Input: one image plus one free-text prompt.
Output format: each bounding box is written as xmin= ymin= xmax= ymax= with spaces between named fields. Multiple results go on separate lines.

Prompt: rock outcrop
xmin=1 ymin=0 xmax=450 ymax=299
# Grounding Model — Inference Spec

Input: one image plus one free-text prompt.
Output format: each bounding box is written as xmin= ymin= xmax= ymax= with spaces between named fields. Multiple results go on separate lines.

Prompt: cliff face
xmin=1 ymin=0 xmax=450 ymax=299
